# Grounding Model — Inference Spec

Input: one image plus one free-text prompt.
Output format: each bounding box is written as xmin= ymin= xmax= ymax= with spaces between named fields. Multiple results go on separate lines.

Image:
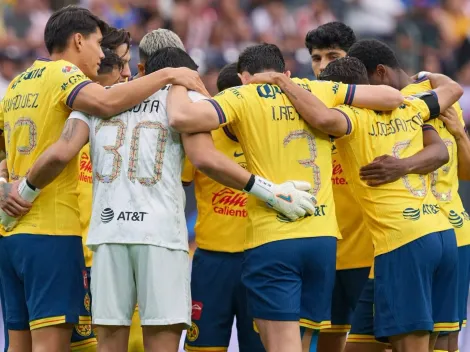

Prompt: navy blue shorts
xmin=242 ymin=237 xmax=336 ymax=330
xmin=458 ymin=245 xmax=470 ymax=328
xmin=374 ymin=230 xmax=459 ymax=340
xmin=324 ymin=267 xmax=370 ymax=333
xmin=185 ymin=249 xmax=264 ymax=352
xmin=70 ymin=267 xmax=97 ymax=351
xmin=0 ymin=234 xmax=91 ymax=331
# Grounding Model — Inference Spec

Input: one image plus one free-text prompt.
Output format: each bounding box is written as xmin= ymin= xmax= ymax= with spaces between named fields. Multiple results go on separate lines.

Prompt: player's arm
xmin=439 ymin=106 xmax=470 ymax=180
xmin=0 ymin=159 xmax=8 ymax=182
xmin=416 ymin=73 xmax=464 ymax=116
xmin=71 ymin=67 xmax=209 ymax=118
xmin=359 ymin=126 xmax=449 ymax=186
xmin=182 ymin=132 xmax=316 ymax=221
xmin=167 ymin=85 xmax=220 ymax=133
xmin=26 ymin=117 xmax=90 ymax=190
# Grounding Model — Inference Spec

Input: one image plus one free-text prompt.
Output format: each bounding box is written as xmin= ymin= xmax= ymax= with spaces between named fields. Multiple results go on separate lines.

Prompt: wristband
xmin=418 ymin=71 xmax=431 ymax=80
xmin=244 ymin=175 xmax=275 ymax=204
xmin=0 ymin=177 xmax=7 ymax=184
xmin=18 ymin=179 xmax=41 ymax=202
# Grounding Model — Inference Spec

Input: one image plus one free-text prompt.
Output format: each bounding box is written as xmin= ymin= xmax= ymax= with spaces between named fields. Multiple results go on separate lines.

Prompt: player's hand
xmin=439 ymin=106 xmax=466 ymax=140
xmin=0 ymin=180 xmax=32 ymax=217
xmin=360 ymin=155 xmax=407 ymax=186
xmin=168 ymin=68 xmax=210 ymax=97
xmin=246 ymin=71 xmax=290 ymax=85
xmin=268 ymin=180 xmax=317 ymax=221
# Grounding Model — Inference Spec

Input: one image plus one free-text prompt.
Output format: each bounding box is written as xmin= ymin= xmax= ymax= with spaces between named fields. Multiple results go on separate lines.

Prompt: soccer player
xmin=0 ymin=5 xmax=209 ymax=351
xmin=255 ymin=56 xmax=461 ymax=352
xmin=182 ymin=62 xmax=265 ymax=352
xmin=305 ymin=21 xmax=357 ymax=78
xmin=348 ymin=39 xmax=470 ymax=352
xmin=136 ymin=29 xmax=186 ymax=78
xmin=73 ymin=26 xmax=132 ymax=352
xmin=166 ymin=43 xmax=405 ymax=352
xmin=305 ymin=22 xmax=373 ymax=352
xmin=7 ymin=46 xmax=316 ymax=352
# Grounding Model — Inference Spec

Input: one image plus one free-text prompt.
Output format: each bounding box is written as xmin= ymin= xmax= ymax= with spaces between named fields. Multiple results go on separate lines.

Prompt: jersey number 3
xmin=95 ymin=119 xmax=168 ymax=187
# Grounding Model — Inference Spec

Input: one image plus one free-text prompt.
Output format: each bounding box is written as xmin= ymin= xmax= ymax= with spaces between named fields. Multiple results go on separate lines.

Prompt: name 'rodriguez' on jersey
xmin=69 ymin=85 xmax=200 ymax=252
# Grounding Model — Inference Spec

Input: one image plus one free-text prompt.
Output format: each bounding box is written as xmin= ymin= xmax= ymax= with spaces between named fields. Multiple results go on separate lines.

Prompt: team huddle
xmin=0 ymin=5 xmax=469 ymax=352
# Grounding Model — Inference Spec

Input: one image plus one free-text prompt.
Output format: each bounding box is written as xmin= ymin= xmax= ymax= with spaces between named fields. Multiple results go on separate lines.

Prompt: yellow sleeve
xmin=210 ymin=86 xmax=247 ymax=127
xmin=332 ymin=105 xmax=361 ymax=138
xmin=52 ymin=62 xmax=92 ymax=109
xmin=182 ymin=156 xmax=196 ymax=184
xmin=297 ymin=78 xmax=355 ymax=107
xmin=404 ymin=95 xmax=431 ymax=121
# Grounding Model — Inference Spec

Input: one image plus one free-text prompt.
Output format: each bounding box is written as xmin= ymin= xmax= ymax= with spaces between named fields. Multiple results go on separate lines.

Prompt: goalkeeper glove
xmin=0 ymin=178 xmax=40 ymax=231
xmin=244 ymin=175 xmax=316 ymax=221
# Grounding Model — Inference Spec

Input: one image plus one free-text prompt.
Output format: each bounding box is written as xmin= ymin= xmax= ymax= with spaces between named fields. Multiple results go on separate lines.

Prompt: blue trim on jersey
xmin=66 ymin=80 xmax=93 ymax=108
xmin=332 ymin=108 xmax=352 ymax=135
xmin=223 ymin=126 xmax=238 ymax=142
xmin=422 ymin=124 xmax=436 ymax=132
xmin=207 ymin=99 xmax=227 ymax=125
xmin=344 ymin=85 xmax=356 ymax=105
xmin=37 ymin=57 xmax=52 ymax=62
xmin=413 ymin=77 xmax=430 ymax=84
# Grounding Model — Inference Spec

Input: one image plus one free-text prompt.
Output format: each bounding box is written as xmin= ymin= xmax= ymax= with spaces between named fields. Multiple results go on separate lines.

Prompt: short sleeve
xmin=181 ymin=156 xmax=196 ymax=185
xmin=297 ymin=78 xmax=356 ymax=107
xmin=404 ymin=95 xmax=431 ymax=121
xmin=209 ymin=86 xmax=246 ymax=127
xmin=52 ymin=62 xmax=92 ymax=109
xmin=68 ymin=111 xmax=91 ymax=130
xmin=331 ymin=105 xmax=361 ymax=138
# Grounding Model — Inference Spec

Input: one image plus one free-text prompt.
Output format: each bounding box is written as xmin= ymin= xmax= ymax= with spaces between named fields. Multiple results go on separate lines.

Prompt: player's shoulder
xmin=401 ymin=79 xmax=432 ymax=96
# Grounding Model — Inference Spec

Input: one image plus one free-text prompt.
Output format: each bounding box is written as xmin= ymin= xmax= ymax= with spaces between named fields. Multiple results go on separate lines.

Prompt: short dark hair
xmin=305 ymin=22 xmax=356 ymax=54
xmin=347 ymin=39 xmax=400 ymax=74
xmin=145 ymin=47 xmax=198 ymax=74
xmin=98 ymin=47 xmax=123 ymax=75
xmin=318 ymin=57 xmax=369 ymax=85
xmin=44 ymin=5 xmax=108 ymax=54
xmin=237 ymin=44 xmax=285 ymax=75
xmin=217 ymin=63 xmax=242 ymax=92
xmin=101 ymin=27 xmax=131 ymax=53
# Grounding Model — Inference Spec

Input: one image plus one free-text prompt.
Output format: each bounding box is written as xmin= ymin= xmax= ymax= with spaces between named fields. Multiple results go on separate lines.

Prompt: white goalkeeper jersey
xmin=69 ymin=86 xmax=206 ymax=252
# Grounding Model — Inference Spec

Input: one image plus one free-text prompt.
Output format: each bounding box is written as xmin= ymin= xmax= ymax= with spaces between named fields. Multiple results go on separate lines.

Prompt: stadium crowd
xmin=1 ymin=1 xmax=470 ymax=352
xmin=1 ymin=0 xmax=470 ymax=117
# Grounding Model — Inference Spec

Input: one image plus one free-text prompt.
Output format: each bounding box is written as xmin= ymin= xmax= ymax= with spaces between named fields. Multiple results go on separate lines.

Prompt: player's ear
xmin=284 ymin=70 xmax=291 ymax=78
xmin=137 ymin=63 xmax=145 ymax=77
xmin=376 ymin=64 xmax=387 ymax=80
xmin=73 ymin=33 xmax=83 ymax=52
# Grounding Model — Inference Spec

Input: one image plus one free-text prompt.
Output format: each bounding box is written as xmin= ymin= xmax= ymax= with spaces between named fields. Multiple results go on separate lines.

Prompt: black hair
xmin=318 ymin=57 xmax=369 ymax=85
xmin=101 ymin=27 xmax=131 ymax=54
xmin=98 ymin=47 xmax=123 ymax=75
xmin=305 ymin=22 xmax=356 ymax=54
xmin=44 ymin=5 xmax=108 ymax=55
xmin=145 ymin=47 xmax=198 ymax=74
xmin=217 ymin=63 xmax=241 ymax=92
xmin=237 ymin=43 xmax=285 ymax=75
xmin=347 ymin=39 xmax=400 ymax=74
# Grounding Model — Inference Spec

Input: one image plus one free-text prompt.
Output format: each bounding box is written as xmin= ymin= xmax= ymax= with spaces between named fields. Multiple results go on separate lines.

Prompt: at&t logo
xmin=101 ymin=208 xmax=114 ymax=223
xmin=101 ymin=208 xmax=148 ymax=224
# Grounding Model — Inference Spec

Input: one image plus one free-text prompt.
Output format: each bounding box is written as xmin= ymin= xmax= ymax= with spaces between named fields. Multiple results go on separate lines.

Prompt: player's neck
xmin=50 ymin=51 xmax=81 ymax=68
xmin=398 ymin=69 xmax=413 ymax=90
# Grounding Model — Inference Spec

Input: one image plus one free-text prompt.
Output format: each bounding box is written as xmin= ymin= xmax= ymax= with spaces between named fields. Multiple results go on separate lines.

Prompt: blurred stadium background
xmin=1 ymin=0 xmax=470 ymax=349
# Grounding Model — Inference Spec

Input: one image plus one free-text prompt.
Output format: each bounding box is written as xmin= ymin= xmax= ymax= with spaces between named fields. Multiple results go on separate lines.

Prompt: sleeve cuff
xmin=344 ymin=84 xmax=356 ymax=105
xmin=207 ymin=99 xmax=227 ymax=125
xmin=332 ymin=108 xmax=352 ymax=135
xmin=66 ymin=80 xmax=93 ymax=108
xmin=422 ymin=124 xmax=436 ymax=132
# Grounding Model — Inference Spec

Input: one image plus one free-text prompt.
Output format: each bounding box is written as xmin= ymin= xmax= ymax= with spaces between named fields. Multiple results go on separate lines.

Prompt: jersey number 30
xmin=95 ymin=119 xmax=168 ymax=187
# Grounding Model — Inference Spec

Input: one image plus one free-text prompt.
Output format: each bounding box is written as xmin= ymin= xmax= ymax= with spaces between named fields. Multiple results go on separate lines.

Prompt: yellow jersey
xmin=332 ymin=142 xmax=374 ymax=270
xmin=78 ymin=144 xmax=93 ymax=267
xmin=402 ymin=79 xmax=470 ymax=247
xmin=182 ymin=127 xmax=247 ymax=253
xmin=334 ymin=96 xmax=451 ymax=256
xmin=0 ymin=58 xmax=92 ymax=236
xmin=210 ymin=79 xmax=356 ymax=249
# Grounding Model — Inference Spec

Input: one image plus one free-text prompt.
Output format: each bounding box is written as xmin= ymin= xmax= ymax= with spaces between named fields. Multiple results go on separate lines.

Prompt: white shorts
xmin=90 ymin=244 xmax=191 ymax=327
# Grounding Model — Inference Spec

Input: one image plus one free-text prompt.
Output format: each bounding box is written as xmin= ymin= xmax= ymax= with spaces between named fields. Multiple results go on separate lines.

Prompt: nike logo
xmin=234 ymin=151 xmax=244 ymax=158
xmin=276 ymin=194 xmax=292 ymax=203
